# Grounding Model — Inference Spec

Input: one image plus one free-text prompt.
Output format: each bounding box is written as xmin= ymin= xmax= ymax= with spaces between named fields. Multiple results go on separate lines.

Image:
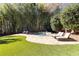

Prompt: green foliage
xmin=0 ymin=3 xmax=51 ymax=34
xmin=50 ymin=14 xmax=63 ymax=32
xmin=60 ymin=4 xmax=79 ymax=30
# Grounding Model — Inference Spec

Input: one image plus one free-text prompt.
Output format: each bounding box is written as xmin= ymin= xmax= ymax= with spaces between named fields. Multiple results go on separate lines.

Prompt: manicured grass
xmin=0 ymin=35 xmax=79 ymax=56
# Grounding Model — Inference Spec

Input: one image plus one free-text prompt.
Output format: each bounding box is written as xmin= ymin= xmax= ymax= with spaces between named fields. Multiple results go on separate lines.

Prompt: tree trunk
xmin=65 ymin=28 xmax=67 ymax=33
xmin=71 ymin=30 xmax=74 ymax=33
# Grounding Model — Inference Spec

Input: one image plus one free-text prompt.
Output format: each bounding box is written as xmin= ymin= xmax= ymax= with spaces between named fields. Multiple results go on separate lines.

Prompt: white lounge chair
xmin=56 ymin=32 xmax=71 ymax=39
xmin=52 ymin=32 xmax=64 ymax=37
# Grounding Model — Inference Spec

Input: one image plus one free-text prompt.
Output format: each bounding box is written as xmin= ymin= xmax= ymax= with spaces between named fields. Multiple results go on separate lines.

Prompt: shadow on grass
xmin=58 ymin=38 xmax=77 ymax=42
xmin=0 ymin=38 xmax=21 ymax=44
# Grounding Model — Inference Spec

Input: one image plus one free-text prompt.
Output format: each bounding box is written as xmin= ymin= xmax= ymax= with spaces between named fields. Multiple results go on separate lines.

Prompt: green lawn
xmin=0 ymin=35 xmax=79 ymax=56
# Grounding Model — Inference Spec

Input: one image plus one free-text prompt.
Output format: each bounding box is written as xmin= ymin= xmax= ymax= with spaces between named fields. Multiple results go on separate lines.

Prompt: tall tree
xmin=60 ymin=4 xmax=79 ymax=32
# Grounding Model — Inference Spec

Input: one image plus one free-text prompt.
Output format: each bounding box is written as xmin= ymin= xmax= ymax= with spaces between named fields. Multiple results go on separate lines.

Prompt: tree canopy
xmin=50 ymin=14 xmax=63 ymax=32
xmin=60 ymin=4 xmax=79 ymax=31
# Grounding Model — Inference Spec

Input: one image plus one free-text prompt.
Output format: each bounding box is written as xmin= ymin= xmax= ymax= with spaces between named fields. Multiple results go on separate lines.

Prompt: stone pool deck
xmin=14 ymin=34 xmax=79 ymax=45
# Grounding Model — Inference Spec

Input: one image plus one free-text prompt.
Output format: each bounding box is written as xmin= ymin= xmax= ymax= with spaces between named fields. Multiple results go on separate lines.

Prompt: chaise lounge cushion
xmin=56 ymin=33 xmax=71 ymax=39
